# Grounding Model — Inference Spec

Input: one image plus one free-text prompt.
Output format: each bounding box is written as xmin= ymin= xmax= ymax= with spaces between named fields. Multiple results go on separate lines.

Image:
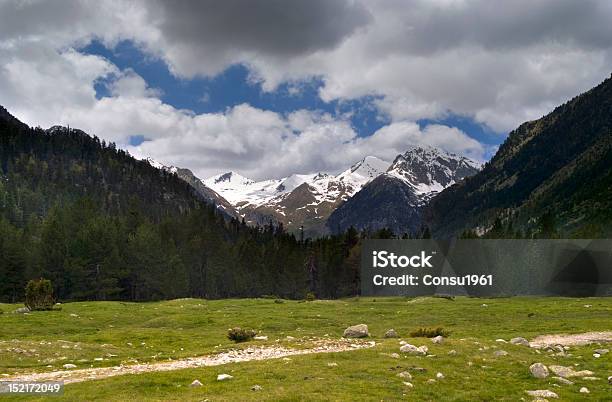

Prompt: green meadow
xmin=1 ymin=297 xmax=610 ymax=401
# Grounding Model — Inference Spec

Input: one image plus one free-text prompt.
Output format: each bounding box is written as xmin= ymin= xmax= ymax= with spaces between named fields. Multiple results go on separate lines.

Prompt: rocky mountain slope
xmin=327 ymin=146 xmax=480 ymax=235
xmin=427 ymin=74 xmax=612 ymax=238
xmin=146 ymin=158 xmax=237 ymax=217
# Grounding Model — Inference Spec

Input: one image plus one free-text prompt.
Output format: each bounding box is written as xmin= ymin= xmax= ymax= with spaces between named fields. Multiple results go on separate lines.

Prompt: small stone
xmin=13 ymin=307 xmax=30 ymax=314
xmin=592 ymin=353 xmax=600 ymax=358
xmin=343 ymin=324 xmax=369 ymax=338
xmin=398 ymin=371 xmax=412 ymax=380
xmin=431 ymin=335 xmax=444 ymax=344
xmin=593 ymin=348 xmax=608 ymax=354
xmin=190 ymin=380 xmax=203 ymax=387
xmin=93 ymin=357 xmax=103 ymax=361
xmin=427 ymin=379 xmax=436 ymax=384
xmin=254 ymin=336 xmax=268 ymax=341
xmin=418 ymin=345 xmax=429 ymax=354
xmin=62 ymin=364 xmax=77 ymax=369
xmin=69 ymin=313 xmax=79 ymax=317
xmin=251 ymin=385 xmax=262 ymax=391
xmin=551 ymin=377 xmax=573 ymax=385
xmin=510 ymin=337 xmax=529 ymax=346
xmin=384 ymin=329 xmax=399 ymax=338
xmin=529 ymin=363 xmax=549 ymax=379
xmin=608 ymin=375 xmax=612 ymax=384
xmin=494 ymin=350 xmax=508 ymax=357
xmin=495 ymin=339 xmax=507 ymax=343
xmin=447 ymin=350 xmax=457 ymax=356
xmin=390 ymin=353 xmax=400 ymax=359
xmin=579 ymin=387 xmax=589 ymax=394
xmin=525 ymin=390 xmax=558 ymax=399
xmin=217 ymin=374 xmax=233 ymax=381
xmin=327 ymin=362 xmax=338 ymax=367
xmin=402 ymin=381 xmax=413 ymax=388
xmin=436 ymin=372 xmax=444 ymax=379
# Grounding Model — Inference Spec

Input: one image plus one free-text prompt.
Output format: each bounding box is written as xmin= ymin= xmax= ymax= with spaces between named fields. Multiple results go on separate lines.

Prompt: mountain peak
xmin=387 ymin=145 xmax=480 ymax=194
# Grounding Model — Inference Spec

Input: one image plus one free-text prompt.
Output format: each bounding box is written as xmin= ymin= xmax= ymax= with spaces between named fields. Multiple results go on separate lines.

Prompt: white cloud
xmin=1 ymin=0 xmax=610 ymax=181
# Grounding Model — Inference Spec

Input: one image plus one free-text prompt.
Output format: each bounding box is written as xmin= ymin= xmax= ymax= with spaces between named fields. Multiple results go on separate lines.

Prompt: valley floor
xmin=0 ymin=297 xmax=610 ymax=401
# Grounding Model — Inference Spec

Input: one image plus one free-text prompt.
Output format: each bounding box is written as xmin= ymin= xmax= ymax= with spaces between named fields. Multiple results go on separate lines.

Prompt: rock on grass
xmin=510 ymin=337 xmax=529 ymax=346
xmin=384 ymin=329 xmax=398 ymax=338
xmin=343 ymin=324 xmax=369 ymax=338
xmin=525 ymin=390 xmax=558 ymax=399
xmin=529 ymin=363 xmax=549 ymax=379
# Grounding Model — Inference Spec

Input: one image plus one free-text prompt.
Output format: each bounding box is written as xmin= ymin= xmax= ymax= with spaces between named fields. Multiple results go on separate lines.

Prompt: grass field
xmin=0 ymin=297 xmax=610 ymax=401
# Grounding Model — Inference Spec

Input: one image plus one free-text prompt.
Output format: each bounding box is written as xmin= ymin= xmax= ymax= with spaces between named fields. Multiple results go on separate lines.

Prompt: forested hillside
xmin=0 ymin=106 xmax=361 ymax=302
xmin=427 ymin=74 xmax=612 ymax=238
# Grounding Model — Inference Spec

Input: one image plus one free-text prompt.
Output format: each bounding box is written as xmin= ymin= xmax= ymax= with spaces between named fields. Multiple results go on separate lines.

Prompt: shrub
xmin=25 ymin=279 xmax=55 ymax=311
xmin=410 ymin=327 xmax=450 ymax=338
xmin=227 ymin=327 xmax=256 ymax=343
xmin=305 ymin=292 xmax=316 ymax=302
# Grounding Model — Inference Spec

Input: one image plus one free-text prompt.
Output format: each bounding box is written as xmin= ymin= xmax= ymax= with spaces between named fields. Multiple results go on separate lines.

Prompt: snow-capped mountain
xmin=204 ymin=156 xmax=390 ymax=235
xmin=146 ymin=146 xmax=478 ymax=237
xmin=327 ymin=146 xmax=480 ymax=235
xmin=386 ymin=145 xmax=481 ymax=196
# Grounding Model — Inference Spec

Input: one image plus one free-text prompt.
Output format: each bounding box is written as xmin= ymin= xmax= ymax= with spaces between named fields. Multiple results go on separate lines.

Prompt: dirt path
xmin=4 ymin=339 xmax=375 ymax=384
xmin=530 ymin=331 xmax=612 ymax=347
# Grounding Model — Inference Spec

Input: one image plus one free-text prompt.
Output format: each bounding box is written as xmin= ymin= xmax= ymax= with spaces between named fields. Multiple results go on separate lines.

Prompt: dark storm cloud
xmin=151 ymin=0 xmax=371 ymax=57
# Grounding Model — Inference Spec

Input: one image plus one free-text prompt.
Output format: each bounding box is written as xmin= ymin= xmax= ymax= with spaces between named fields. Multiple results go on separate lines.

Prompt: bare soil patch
xmin=4 ymin=339 xmax=374 ymax=384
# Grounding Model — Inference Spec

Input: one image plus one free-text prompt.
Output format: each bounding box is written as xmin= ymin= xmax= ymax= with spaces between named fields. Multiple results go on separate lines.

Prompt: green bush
xmin=227 ymin=327 xmax=256 ymax=343
xmin=25 ymin=279 xmax=55 ymax=311
xmin=305 ymin=292 xmax=316 ymax=302
xmin=409 ymin=327 xmax=450 ymax=338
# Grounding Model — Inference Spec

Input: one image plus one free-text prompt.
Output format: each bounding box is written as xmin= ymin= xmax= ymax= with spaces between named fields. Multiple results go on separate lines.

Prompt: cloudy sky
xmin=1 ymin=0 xmax=611 ymax=179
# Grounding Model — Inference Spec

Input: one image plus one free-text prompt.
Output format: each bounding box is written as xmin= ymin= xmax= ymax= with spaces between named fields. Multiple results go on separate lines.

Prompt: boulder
xmin=594 ymin=348 xmax=609 ymax=355
xmin=548 ymin=365 xmax=593 ymax=378
xmin=400 ymin=343 xmax=426 ymax=355
xmin=579 ymin=387 xmax=589 ymax=394
xmin=384 ymin=329 xmax=399 ymax=338
xmin=529 ymin=363 xmax=549 ymax=379
xmin=13 ymin=307 xmax=30 ymax=314
xmin=217 ymin=374 xmax=233 ymax=381
xmin=343 ymin=324 xmax=369 ymax=338
xmin=398 ymin=371 xmax=412 ymax=380
xmin=431 ymin=335 xmax=444 ymax=344
xmin=436 ymin=372 xmax=444 ymax=379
